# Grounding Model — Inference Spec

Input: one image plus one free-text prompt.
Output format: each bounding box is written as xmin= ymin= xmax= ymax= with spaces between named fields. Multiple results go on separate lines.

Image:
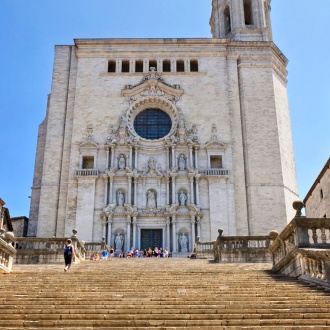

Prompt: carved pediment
xmin=169 ymin=204 xmax=179 ymax=214
xmin=122 ymin=71 xmax=184 ymax=105
xmin=79 ymin=140 xmax=99 ymax=150
xmin=205 ymin=124 xmax=227 ymax=150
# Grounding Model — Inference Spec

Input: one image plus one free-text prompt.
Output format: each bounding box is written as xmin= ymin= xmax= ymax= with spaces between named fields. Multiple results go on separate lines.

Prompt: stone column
xmin=195 ymin=174 xmax=201 ymax=206
xmin=129 ymin=146 xmax=133 ymax=168
xmin=166 ymin=146 xmax=170 ymax=169
xmin=189 ymin=145 xmax=193 ymax=168
xmin=171 ymin=146 xmax=175 ymax=168
xmin=126 ymin=216 xmax=131 ymax=252
xmin=172 ymin=215 xmax=177 ymax=253
xmin=107 ymin=216 xmax=113 ymax=247
xmin=157 ymin=59 xmax=162 ymax=72
xmin=127 ymin=174 xmax=132 ymax=204
xmin=133 ymin=175 xmax=138 ymax=206
xmin=185 ymin=58 xmax=190 ymax=72
xmin=171 ymin=58 xmax=176 ymax=72
xmin=105 ymin=147 xmax=110 ymax=169
xmin=132 ymin=216 xmax=137 ymax=249
xmin=137 ymin=227 xmax=141 ymax=249
xmin=143 ymin=179 xmax=146 ymax=208
xmin=190 ymin=215 xmax=196 ymax=251
xmin=102 ymin=174 xmax=108 ymax=205
xmin=189 ymin=174 xmax=195 ymax=204
xmin=171 ymin=174 xmax=177 ymax=204
xmin=165 ymin=175 xmax=170 ymax=205
xmin=109 ymin=175 xmax=114 ymax=204
xmin=134 ymin=146 xmax=138 ymax=169
xmin=196 ymin=216 xmax=201 ymax=238
xmin=102 ymin=215 xmax=107 ymax=240
xmin=166 ymin=217 xmax=170 ymax=248
xmin=110 ymin=146 xmax=115 ymax=168
xmin=194 ymin=146 xmax=199 ymax=169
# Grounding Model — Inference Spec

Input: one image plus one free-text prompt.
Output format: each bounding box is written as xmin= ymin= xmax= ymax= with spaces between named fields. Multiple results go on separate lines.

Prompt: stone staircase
xmin=1 ymin=259 xmax=330 ymax=329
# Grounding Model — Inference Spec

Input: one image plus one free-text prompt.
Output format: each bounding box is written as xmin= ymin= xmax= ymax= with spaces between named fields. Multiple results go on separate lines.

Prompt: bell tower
xmin=210 ymin=0 xmax=272 ymax=41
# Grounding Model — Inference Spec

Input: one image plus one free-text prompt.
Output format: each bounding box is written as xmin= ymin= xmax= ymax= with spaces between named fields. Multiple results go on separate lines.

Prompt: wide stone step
xmin=1 ymin=260 xmax=330 ymax=329
xmin=0 ymin=318 xmax=330 ymax=327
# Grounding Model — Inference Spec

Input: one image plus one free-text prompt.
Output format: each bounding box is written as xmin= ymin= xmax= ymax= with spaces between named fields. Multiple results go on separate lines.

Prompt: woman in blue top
xmin=63 ymin=239 xmax=76 ymax=272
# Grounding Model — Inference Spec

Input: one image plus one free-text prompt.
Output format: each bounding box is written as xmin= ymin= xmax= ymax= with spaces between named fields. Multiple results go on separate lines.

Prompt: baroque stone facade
xmin=28 ymin=0 xmax=298 ymax=253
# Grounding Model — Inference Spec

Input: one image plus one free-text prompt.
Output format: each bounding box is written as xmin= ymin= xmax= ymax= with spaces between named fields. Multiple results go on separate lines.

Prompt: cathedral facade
xmin=28 ymin=0 xmax=298 ymax=254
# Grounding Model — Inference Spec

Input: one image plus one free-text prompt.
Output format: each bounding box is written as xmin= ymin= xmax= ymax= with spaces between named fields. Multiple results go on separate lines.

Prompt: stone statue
xmin=213 ymin=228 xmax=223 ymax=262
xmin=188 ymin=124 xmax=198 ymax=143
xmin=118 ymin=154 xmax=126 ymax=170
xmin=179 ymin=191 xmax=187 ymax=207
xmin=179 ymin=233 xmax=188 ymax=252
xmin=107 ymin=124 xmax=117 ymax=142
xmin=178 ymin=154 xmax=186 ymax=170
xmin=178 ymin=112 xmax=185 ymax=129
xmin=115 ymin=233 xmax=124 ymax=251
xmin=119 ymin=115 xmax=127 ymax=129
xmin=147 ymin=190 xmax=156 ymax=208
xmin=117 ymin=190 xmax=125 ymax=206
xmin=148 ymin=157 xmax=155 ymax=170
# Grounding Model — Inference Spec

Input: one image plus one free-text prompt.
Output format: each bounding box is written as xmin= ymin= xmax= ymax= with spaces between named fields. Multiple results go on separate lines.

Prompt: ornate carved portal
xmin=97 ymin=73 xmax=226 ymax=254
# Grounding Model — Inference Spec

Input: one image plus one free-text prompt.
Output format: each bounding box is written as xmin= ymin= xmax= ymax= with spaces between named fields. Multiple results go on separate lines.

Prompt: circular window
xmin=133 ymin=109 xmax=172 ymax=140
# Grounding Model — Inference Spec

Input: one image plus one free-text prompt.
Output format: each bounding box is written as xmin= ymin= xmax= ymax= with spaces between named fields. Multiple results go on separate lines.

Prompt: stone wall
xmin=29 ymin=38 xmax=298 ymax=246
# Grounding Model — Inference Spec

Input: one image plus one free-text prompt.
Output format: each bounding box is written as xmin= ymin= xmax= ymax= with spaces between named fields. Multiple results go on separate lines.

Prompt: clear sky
xmin=0 ymin=0 xmax=329 ymax=217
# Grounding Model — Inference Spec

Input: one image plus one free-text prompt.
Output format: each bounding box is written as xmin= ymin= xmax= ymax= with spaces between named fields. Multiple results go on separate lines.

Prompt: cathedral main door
xmin=141 ymin=229 xmax=163 ymax=250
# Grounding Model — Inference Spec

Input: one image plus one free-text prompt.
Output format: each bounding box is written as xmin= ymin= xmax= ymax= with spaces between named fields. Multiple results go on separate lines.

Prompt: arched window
xmin=149 ymin=59 xmax=157 ymax=71
xmin=163 ymin=59 xmax=171 ymax=72
xmin=135 ymin=60 xmax=143 ymax=72
xmin=224 ymin=5 xmax=231 ymax=35
xmin=243 ymin=0 xmax=252 ymax=26
xmin=176 ymin=60 xmax=185 ymax=72
xmin=108 ymin=60 xmax=116 ymax=73
xmin=190 ymin=60 xmax=198 ymax=72
xmin=121 ymin=60 xmax=129 ymax=73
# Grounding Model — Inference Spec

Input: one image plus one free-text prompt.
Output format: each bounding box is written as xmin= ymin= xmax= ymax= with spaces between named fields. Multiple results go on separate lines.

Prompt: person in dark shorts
xmin=63 ymin=239 xmax=76 ymax=272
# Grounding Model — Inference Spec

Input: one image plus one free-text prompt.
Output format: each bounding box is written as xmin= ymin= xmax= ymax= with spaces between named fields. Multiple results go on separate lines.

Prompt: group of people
xmin=89 ymin=246 xmax=170 ymax=260
xmin=63 ymin=239 xmax=172 ymax=272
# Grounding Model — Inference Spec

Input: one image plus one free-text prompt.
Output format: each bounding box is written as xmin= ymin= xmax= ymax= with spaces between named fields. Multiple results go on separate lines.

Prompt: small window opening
xmin=135 ymin=60 xmax=143 ymax=72
xmin=190 ymin=60 xmax=198 ymax=72
xmin=163 ymin=60 xmax=171 ymax=72
xmin=82 ymin=156 xmax=94 ymax=169
xmin=108 ymin=60 xmax=116 ymax=73
xmin=210 ymin=155 xmax=223 ymax=168
xmin=243 ymin=0 xmax=252 ymax=25
xmin=324 ymin=214 xmax=327 ymax=218
xmin=177 ymin=60 xmax=184 ymax=72
xmin=224 ymin=6 xmax=231 ymax=35
xmin=320 ymin=189 xmax=324 ymax=199
xmin=149 ymin=60 xmax=157 ymax=71
xmin=122 ymin=60 xmax=130 ymax=73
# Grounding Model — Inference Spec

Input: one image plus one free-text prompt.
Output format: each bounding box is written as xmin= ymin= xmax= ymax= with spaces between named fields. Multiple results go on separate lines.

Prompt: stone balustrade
xmin=205 ymin=169 xmax=230 ymax=177
xmin=0 ymin=230 xmax=16 ymax=273
xmin=75 ymin=169 xmax=99 ymax=177
xmin=14 ymin=235 xmax=86 ymax=264
xmin=269 ymin=217 xmax=330 ymax=288
xmin=84 ymin=241 xmax=108 ymax=258
xmin=196 ymin=231 xmax=273 ymax=263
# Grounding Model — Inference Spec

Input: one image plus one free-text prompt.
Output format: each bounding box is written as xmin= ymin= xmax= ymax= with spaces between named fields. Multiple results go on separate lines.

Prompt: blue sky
xmin=0 ymin=0 xmax=329 ymax=217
